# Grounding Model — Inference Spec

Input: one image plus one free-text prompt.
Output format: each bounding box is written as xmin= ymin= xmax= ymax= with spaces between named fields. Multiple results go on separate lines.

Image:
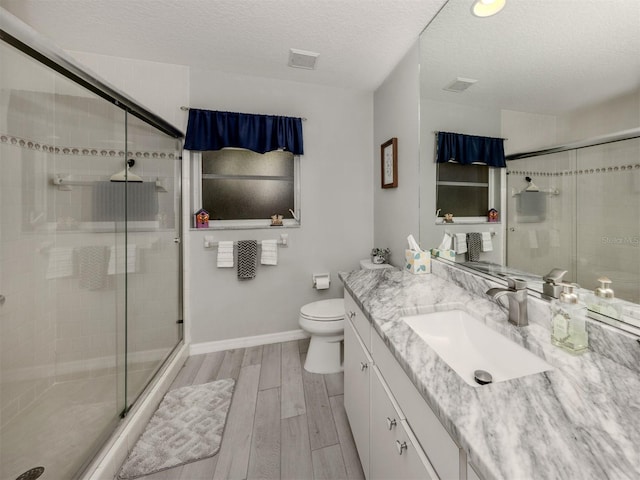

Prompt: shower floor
xmin=1 ymin=368 xmax=153 ymax=480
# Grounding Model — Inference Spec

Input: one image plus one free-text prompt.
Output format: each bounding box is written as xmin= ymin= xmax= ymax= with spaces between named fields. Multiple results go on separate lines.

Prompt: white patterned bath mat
xmin=118 ymin=378 xmax=235 ymax=479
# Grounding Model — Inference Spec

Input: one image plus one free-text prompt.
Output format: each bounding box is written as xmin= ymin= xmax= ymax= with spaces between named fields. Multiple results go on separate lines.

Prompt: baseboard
xmin=190 ymin=329 xmax=310 ymax=355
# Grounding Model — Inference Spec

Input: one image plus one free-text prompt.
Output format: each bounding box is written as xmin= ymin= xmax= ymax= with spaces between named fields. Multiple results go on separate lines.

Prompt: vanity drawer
xmin=344 ymin=291 xmax=371 ymax=351
xmin=372 ymin=330 xmax=461 ymax=480
xmin=371 ymin=366 xmax=438 ymax=480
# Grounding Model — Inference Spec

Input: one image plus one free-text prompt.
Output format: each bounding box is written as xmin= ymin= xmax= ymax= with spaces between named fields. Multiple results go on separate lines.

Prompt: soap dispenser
xmin=587 ymin=277 xmax=622 ymax=320
xmin=551 ymin=283 xmax=588 ymax=354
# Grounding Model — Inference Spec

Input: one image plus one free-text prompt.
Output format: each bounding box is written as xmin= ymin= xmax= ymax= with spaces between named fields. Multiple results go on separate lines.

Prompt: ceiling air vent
xmin=288 ymin=48 xmax=320 ymax=70
xmin=443 ymin=77 xmax=478 ymax=93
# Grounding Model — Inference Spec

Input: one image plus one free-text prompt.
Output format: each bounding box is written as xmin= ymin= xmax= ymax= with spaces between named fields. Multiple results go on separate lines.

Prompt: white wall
xmin=188 ymin=69 xmax=373 ymax=343
xmin=373 ymin=42 xmax=421 ymax=267
xmin=558 ymin=89 xmax=640 ymax=143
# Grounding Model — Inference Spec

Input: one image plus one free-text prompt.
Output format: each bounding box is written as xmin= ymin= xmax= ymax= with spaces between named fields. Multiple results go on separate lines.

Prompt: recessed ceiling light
xmin=471 ymin=0 xmax=506 ymax=17
xmin=288 ymin=49 xmax=320 ymax=70
xmin=443 ymin=77 xmax=478 ymax=93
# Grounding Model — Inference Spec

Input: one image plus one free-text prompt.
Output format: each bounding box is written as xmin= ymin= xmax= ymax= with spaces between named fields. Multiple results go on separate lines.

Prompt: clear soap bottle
xmin=551 ymin=283 xmax=588 ymax=354
xmin=587 ymin=277 xmax=622 ymax=320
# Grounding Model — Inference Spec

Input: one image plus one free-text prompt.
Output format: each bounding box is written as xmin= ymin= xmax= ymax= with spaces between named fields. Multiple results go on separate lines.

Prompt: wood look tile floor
xmin=133 ymin=339 xmax=365 ymax=480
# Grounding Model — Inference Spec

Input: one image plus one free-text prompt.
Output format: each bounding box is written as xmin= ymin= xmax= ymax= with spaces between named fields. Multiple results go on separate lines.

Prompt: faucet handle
xmin=506 ymin=277 xmax=527 ymax=291
xmin=543 ymin=268 xmax=568 ymax=284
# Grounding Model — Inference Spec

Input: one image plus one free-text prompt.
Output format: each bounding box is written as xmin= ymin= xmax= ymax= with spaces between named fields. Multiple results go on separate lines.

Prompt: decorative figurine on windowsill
xmin=488 ymin=208 xmax=499 ymax=223
xmin=443 ymin=213 xmax=454 ymax=223
xmin=270 ymin=214 xmax=284 ymax=226
xmin=195 ymin=208 xmax=209 ymax=228
xmin=371 ymin=247 xmax=391 ymax=264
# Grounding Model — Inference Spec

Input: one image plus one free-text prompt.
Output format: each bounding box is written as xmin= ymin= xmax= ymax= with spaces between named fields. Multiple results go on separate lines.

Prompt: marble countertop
xmin=339 ymin=266 xmax=640 ymax=480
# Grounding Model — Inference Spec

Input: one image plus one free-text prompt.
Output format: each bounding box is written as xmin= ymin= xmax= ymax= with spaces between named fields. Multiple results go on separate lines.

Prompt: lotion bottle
xmin=587 ymin=277 xmax=622 ymax=320
xmin=551 ymin=283 xmax=588 ymax=354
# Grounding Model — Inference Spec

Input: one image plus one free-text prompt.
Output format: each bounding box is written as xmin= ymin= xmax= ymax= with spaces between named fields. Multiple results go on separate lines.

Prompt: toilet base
xmin=303 ymin=334 xmax=343 ymax=374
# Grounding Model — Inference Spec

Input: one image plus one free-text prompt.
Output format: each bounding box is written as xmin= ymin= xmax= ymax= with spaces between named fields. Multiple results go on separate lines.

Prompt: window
xmin=192 ymin=148 xmax=300 ymax=228
xmin=436 ymin=162 xmax=500 ymax=222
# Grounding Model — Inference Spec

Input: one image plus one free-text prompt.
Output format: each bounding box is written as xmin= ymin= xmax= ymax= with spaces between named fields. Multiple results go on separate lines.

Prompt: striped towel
xmin=77 ymin=246 xmax=109 ymax=290
xmin=260 ymin=239 xmax=278 ymax=265
xmin=217 ymin=241 xmax=234 ymax=268
xmin=237 ymin=240 xmax=257 ymax=279
xmin=466 ymin=233 xmax=482 ymax=262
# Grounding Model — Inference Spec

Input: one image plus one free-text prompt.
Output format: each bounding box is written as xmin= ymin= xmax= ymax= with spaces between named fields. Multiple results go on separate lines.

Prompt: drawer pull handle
xmin=386 ymin=417 xmax=397 ymax=430
xmin=396 ymin=440 xmax=407 ymax=455
xmin=360 ymin=362 xmax=368 ymax=371
xmin=348 ymin=311 xmax=356 ymax=319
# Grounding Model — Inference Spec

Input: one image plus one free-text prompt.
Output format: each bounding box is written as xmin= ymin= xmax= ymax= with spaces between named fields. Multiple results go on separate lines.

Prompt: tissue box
xmin=405 ymin=249 xmax=431 ymax=274
xmin=430 ymin=248 xmax=456 ymax=260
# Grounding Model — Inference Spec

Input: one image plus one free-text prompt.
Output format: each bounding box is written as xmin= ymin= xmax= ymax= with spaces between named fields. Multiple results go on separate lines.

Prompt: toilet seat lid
xmin=300 ymin=298 xmax=344 ymax=321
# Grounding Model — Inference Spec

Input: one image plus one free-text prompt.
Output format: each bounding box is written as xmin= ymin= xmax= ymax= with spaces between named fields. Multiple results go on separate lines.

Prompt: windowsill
xmin=435 ymin=220 xmax=501 ymax=226
xmin=190 ymin=219 xmax=301 ymax=231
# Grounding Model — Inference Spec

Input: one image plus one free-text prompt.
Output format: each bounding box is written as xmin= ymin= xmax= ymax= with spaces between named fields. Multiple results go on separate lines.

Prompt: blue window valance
xmin=436 ymin=131 xmax=506 ymax=168
xmin=184 ymin=109 xmax=304 ymax=155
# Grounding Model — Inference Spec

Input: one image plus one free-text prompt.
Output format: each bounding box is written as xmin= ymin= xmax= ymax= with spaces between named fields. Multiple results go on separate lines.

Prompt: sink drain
xmin=16 ymin=467 xmax=44 ymax=480
xmin=474 ymin=369 xmax=493 ymax=385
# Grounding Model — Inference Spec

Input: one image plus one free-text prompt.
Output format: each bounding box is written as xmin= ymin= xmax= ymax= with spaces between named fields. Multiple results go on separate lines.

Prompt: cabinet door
xmin=370 ymin=367 xmax=437 ymax=480
xmin=344 ymin=317 xmax=372 ymax=478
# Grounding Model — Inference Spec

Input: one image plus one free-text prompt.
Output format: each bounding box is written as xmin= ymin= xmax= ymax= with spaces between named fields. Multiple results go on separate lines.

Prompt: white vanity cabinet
xmin=344 ymin=291 xmax=466 ymax=480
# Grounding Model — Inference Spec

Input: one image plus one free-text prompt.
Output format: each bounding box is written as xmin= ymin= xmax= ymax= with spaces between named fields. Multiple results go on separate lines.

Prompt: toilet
xmin=299 ymin=260 xmax=394 ymax=374
xmin=299 ymin=298 xmax=345 ymax=374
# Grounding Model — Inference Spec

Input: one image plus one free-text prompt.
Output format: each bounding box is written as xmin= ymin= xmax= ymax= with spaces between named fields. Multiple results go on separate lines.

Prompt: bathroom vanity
xmin=340 ymin=261 xmax=640 ymax=480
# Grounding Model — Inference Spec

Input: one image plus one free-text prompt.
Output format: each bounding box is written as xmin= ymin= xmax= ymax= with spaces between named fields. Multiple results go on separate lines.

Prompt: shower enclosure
xmin=0 ymin=14 xmax=183 ymax=480
xmin=506 ymin=135 xmax=640 ymax=304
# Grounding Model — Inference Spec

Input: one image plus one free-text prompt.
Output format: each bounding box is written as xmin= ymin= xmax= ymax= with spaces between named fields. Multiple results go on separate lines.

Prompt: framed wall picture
xmin=381 ymin=137 xmax=398 ymax=188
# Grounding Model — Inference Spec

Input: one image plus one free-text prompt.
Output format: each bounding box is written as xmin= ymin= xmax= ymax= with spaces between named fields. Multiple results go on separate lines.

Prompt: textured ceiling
xmin=1 ymin=0 xmax=448 ymax=91
xmin=420 ymin=0 xmax=640 ymax=115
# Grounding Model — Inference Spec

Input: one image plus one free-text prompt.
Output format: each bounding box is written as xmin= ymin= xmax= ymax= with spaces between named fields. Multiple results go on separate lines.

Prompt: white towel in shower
xmin=260 ymin=239 xmax=278 ymax=265
xmin=481 ymin=232 xmax=493 ymax=252
xmin=107 ymin=245 xmax=138 ymax=275
xmin=453 ymin=233 xmax=467 ymax=254
xmin=217 ymin=241 xmax=234 ymax=268
xmin=46 ymin=246 xmax=75 ymax=279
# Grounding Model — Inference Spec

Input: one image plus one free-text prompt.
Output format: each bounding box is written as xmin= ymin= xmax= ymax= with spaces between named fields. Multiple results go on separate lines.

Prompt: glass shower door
xmin=0 ymin=42 xmax=127 ymax=479
xmin=123 ymin=114 xmax=182 ymax=408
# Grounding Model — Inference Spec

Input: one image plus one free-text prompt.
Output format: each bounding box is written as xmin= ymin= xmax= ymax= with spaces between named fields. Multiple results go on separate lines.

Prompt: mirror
xmin=419 ymin=0 xmax=640 ymax=328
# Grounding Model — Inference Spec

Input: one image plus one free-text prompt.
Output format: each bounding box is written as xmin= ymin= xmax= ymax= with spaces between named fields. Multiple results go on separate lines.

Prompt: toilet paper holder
xmin=312 ymin=273 xmax=331 ymax=289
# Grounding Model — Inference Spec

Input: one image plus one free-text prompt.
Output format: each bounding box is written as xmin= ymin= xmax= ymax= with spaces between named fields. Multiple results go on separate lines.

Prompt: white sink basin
xmin=402 ymin=309 xmax=552 ymax=387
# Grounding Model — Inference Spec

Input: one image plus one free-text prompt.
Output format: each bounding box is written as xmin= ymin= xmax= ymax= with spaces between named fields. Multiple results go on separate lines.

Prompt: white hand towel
xmin=108 ymin=245 xmax=138 ymax=275
xmin=46 ymin=247 xmax=75 ymax=279
xmin=529 ymin=230 xmax=539 ymax=249
xmin=217 ymin=241 xmax=234 ymax=268
xmin=481 ymin=232 xmax=493 ymax=252
xmin=453 ymin=233 xmax=467 ymax=254
xmin=260 ymin=239 xmax=278 ymax=265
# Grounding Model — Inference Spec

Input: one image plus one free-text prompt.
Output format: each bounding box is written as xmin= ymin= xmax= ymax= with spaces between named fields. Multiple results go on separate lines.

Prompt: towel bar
xmin=204 ymin=234 xmax=288 ymax=249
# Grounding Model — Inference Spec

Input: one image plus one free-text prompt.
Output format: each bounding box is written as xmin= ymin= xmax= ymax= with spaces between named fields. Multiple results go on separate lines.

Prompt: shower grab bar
xmin=203 ymin=234 xmax=289 ymax=249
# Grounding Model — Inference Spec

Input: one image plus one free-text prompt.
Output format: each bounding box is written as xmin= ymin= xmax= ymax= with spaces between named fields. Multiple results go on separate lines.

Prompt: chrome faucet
xmin=486 ymin=277 xmax=528 ymax=327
